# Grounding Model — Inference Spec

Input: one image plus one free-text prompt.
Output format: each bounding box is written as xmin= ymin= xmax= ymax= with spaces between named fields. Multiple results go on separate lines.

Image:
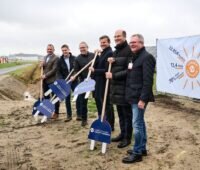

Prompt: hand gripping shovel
xmin=88 ymin=62 xmax=112 ymax=154
xmin=72 ymin=51 xmax=98 ymax=101
xmin=32 ymin=65 xmax=44 ymax=120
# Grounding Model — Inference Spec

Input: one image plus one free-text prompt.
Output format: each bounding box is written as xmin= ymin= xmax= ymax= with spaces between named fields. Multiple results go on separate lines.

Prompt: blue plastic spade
xmin=36 ymin=99 xmax=55 ymax=118
xmin=88 ymin=118 xmax=111 ymax=144
xmin=49 ymin=79 xmax=71 ymax=101
xmin=73 ymin=78 xmax=95 ymax=101
xmin=88 ymin=62 xmax=112 ymax=154
xmin=32 ymin=99 xmax=44 ymax=116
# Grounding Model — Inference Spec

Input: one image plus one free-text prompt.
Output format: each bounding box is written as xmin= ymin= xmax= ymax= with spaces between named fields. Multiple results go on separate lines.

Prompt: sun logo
xmin=185 ymin=60 xmax=199 ymax=78
xmin=169 ymin=46 xmax=200 ymax=90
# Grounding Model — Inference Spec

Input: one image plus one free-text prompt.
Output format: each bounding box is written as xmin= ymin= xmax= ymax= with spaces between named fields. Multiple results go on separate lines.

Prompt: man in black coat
xmin=106 ymin=30 xmax=133 ymax=148
xmin=70 ymin=42 xmax=94 ymax=126
xmin=122 ymin=34 xmax=156 ymax=164
xmin=56 ymin=44 xmax=81 ymax=122
xmin=89 ymin=35 xmax=115 ymax=131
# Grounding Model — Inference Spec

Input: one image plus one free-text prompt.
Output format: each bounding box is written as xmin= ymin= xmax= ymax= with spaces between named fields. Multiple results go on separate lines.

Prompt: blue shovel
xmin=88 ymin=62 xmax=112 ymax=154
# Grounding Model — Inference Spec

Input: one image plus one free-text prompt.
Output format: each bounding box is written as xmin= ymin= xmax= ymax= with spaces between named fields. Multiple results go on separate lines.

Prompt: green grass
xmin=0 ymin=62 xmax=23 ymax=69
xmin=9 ymin=63 xmax=39 ymax=84
xmin=0 ymin=61 xmax=36 ymax=69
xmin=88 ymin=97 xmax=97 ymax=118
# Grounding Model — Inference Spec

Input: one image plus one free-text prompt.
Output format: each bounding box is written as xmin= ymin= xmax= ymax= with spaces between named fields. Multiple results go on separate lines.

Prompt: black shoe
xmin=76 ymin=116 xmax=82 ymax=121
xmin=127 ymin=150 xmax=147 ymax=156
xmin=111 ymin=135 xmax=123 ymax=142
xmin=117 ymin=139 xmax=131 ymax=148
xmin=64 ymin=117 xmax=72 ymax=122
xmin=122 ymin=153 xmax=142 ymax=164
xmin=81 ymin=120 xmax=88 ymax=127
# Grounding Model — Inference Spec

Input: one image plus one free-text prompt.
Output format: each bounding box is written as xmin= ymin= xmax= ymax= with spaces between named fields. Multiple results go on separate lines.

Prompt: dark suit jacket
xmin=125 ymin=47 xmax=156 ymax=104
xmin=43 ymin=54 xmax=58 ymax=84
xmin=57 ymin=53 xmax=76 ymax=79
xmin=93 ymin=47 xmax=113 ymax=99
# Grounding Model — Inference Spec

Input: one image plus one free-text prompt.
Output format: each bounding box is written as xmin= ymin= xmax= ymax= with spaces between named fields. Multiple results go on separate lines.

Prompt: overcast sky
xmin=0 ymin=0 xmax=199 ymax=56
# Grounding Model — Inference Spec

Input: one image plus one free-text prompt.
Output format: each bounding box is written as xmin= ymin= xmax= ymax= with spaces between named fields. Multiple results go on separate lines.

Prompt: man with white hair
xmin=122 ymin=34 xmax=156 ymax=163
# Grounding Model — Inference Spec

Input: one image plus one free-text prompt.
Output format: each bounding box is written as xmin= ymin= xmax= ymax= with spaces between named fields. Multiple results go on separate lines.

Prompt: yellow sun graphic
xmin=177 ymin=46 xmax=200 ymax=90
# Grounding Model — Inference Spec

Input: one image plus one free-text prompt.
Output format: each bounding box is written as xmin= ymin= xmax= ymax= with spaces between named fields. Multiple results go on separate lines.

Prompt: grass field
xmin=9 ymin=63 xmax=39 ymax=84
xmin=0 ymin=62 xmax=23 ymax=69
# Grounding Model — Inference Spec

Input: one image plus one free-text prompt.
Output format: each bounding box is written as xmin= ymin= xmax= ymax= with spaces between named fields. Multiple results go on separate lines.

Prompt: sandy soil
xmin=0 ymin=75 xmax=199 ymax=170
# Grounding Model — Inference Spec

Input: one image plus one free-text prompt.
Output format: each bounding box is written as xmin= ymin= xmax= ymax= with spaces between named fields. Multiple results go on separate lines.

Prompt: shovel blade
xmin=32 ymin=99 xmax=43 ymax=116
xmin=88 ymin=118 xmax=111 ymax=144
xmin=74 ymin=79 xmax=95 ymax=96
xmin=36 ymin=99 xmax=55 ymax=118
xmin=49 ymin=79 xmax=71 ymax=101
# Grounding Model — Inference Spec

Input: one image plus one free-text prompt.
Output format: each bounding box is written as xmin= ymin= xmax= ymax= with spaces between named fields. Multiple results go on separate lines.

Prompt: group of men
xmin=40 ymin=29 xmax=156 ymax=164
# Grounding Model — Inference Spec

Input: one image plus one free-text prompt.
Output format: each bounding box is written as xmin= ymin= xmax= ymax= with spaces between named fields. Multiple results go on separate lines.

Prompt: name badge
xmin=128 ymin=62 xmax=133 ymax=69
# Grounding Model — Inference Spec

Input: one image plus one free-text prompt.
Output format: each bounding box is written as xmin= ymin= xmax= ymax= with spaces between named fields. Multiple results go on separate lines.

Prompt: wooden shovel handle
xmin=65 ymin=69 xmax=74 ymax=81
xmin=86 ymin=51 xmax=99 ymax=80
xmin=101 ymin=62 xmax=112 ymax=122
xmin=71 ymin=59 xmax=93 ymax=81
xmin=40 ymin=66 xmax=43 ymax=101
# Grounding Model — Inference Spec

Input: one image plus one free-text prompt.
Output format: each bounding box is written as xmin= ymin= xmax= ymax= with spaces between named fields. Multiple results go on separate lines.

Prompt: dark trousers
xmin=65 ymin=82 xmax=81 ymax=118
xmin=116 ymin=105 xmax=132 ymax=141
xmin=79 ymin=93 xmax=88 ymax=121
xmin=43 ymin=81 xmax=60 ymax=114
xmin=95 ymin=97 xmax=115 ymax=130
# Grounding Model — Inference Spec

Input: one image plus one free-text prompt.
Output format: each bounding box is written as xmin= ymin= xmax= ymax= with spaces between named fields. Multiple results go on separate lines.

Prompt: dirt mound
xmin=0 ymin=64 xmax=42 ymax=101
xmin=0 ymin=75 xmax=27 ymax=100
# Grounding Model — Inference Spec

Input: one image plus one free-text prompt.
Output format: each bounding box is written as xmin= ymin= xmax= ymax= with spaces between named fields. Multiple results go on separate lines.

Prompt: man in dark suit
xmin=57 ymin=44 xmax=81 ymax=122
xmin=106 ymin=30 xmax=133 ymax=148
xmin=70 ymin=42 xmax=94 ymax=126
xmin=122 ymin=34 xmax=156 ymax=164
xmin=41 ymin=44 xmax=59 ymax=119
xmin=89 ymin=35 xmax=115 ymax=131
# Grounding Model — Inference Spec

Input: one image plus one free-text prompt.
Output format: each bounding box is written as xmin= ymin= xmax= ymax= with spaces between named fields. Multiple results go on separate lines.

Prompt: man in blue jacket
xmin=89 ymin=35 xmax=115 ymax=131
xmin=122 ymin=34 xmax=156 ymax=164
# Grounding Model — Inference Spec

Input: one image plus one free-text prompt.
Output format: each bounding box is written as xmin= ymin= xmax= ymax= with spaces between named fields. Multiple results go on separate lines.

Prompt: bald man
xmin=106 ymin=30 xmax=133 ymax=148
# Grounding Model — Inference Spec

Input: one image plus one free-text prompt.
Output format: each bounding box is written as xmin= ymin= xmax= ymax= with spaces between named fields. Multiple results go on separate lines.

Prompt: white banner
xmin=157 ymin=35 xmax=200 ymax=99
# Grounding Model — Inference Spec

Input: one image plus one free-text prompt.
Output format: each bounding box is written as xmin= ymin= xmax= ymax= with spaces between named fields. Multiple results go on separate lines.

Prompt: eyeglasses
xmin=79 ymin=47 xmax=87 ymax=49
xmin=129 ymin=41 xmax=142 ymax=44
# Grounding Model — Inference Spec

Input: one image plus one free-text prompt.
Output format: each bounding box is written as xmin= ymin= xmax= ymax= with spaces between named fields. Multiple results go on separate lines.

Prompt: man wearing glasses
xmin=122 ymin=34 xmax=156 ymax=164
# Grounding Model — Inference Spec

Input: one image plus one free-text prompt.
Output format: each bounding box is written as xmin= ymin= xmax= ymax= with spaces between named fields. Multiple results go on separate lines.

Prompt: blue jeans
xmin=132 ymin=104 xmax=147 ymax=155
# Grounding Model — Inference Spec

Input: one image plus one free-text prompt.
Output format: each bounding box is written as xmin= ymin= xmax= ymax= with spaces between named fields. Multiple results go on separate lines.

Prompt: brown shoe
xmin=76 ymin=116 xmax=82 ymax=121
xmin=51 ymin=113 xmax=59 ymax=119
xmin=64 ymin=117 xmax=72 ymax=122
